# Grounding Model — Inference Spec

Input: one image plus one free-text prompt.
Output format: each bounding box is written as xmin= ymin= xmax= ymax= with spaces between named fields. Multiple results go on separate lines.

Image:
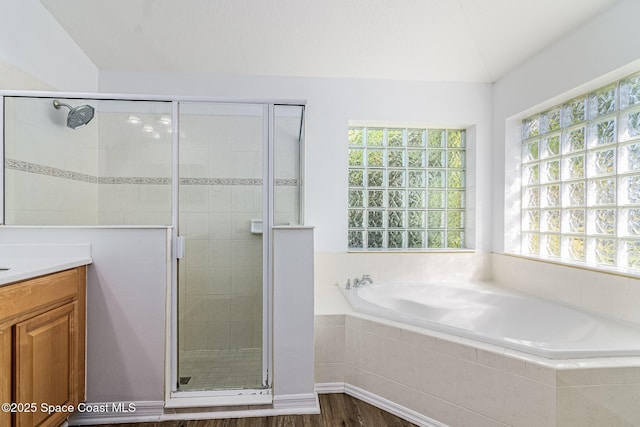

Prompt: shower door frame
xmin=166 ymin=100 xmax=305 ymax=408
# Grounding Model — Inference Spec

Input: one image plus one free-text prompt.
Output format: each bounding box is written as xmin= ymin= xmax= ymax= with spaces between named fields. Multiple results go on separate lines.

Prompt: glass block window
xmin=521 ymin=71 xmax=640 ymax=270
xmin=348 ymin=126 xmax=466 ymax=250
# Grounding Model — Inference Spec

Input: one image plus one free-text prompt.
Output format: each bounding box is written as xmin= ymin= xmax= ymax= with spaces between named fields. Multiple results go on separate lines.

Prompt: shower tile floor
xmin=178 ymin=348 xmax=263 ymax=391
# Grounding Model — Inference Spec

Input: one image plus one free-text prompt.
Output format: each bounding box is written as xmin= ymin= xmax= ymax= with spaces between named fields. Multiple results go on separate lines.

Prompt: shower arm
xmin=53 ymin=100 xmax=72 ymax=111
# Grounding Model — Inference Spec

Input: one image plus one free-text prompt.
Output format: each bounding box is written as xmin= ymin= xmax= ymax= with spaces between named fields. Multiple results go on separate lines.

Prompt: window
xmin=521 ymin=71 xmax=640 ymax=269
xmin=348 ymin=126 xmax=466 ymax=250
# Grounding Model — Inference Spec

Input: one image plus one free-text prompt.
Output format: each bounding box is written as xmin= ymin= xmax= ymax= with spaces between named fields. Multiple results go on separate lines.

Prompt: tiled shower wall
xmin=4 ymin=99 xmax=173 ymax=225
xmin=4 ymin=97 xmax=100 ymax=224
xmin=97 ymin=110 xmax=172 ymax=225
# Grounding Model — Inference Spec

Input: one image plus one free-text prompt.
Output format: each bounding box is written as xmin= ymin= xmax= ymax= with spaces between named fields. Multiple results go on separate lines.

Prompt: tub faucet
xmin=353 ymin=274 xmax=373 ymax=288
xmin=360 ymin=274 xmax=373 ymax=285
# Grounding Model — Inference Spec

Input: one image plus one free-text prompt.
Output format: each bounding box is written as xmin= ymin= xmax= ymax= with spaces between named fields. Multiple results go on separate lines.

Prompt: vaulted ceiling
xmin=41 ymin=0 xmax=619 ymax=83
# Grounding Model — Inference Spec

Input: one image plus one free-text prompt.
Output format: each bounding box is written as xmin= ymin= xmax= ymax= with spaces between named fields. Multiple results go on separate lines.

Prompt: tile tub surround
xmin=492 ymin=253 xmax=640 ymax=326
xmin=315 ymin=291 xmax=640 ymax=426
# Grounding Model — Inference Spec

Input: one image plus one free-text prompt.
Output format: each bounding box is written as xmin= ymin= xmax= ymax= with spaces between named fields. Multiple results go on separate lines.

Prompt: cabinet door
xmin=14 ymin=302 xmax=78 ymax=427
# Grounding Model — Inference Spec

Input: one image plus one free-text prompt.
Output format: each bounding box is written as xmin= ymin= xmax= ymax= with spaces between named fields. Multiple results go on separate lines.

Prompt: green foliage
xmin=563 ymin=97 xmax=586 ymax=125
xmin=409 ymin=211 xmax=425 ymax=228
xmin=349 ymin=149 xmax=363 ymax=166
xmin=348 ymin=210 xmax=363 ymax=228
xmin=348 ymin=231 xmax=363 ymax=248
xmin=349 ymin=190 xmax=363 ymax=207
xmin=408 ymin=130 xmax=424 ymax=147
xmin=428 ymin=231 xmax=443 ymax=248
xmin=368 ymin=211 xmax=383 ymax=228
xmin=348 ymin=128 xmax=363 ymax=146
xmin=446 ymin=231 xmax=463 ymax=248
xmin=408 ymin=231 xmax=424 ymax=248
xmin=348 ymin=170 xmax=364 ymax=187
xmin=427 ymin=211 xmax=443 ymax=228
xmin=625 ymin=241 xmax=640 ymax=268
xmin=367 ymin=129 xmax=384 ymax=146
xmin=367 ymin=190 xmax=383 ymax=207
xmin=412 ymin=190 xmax=431 ymax=208
xmin=408 ymin=150 xmax=424 ymax=167
xmin=367 ymin=231 xmax=383 ymax=248
xmin=545 ymin=235 xmax=560 ymax=257
xmin=428 ymin=150 xmax=444 ymax=167
xmin=387 ymin=231 xmax=403 ymax=248
xmin=447 ymin=171 xmax=464 ymax=188
xmin=568 ymin=237 xmax=585 ymax=261
xmin=427 ymin=130 xmax=444 ymax=148
xmin=447 ymin=191 xmax=464 ymax=208
xmin=542 ymin=108 xmax=561 ymax=133
xmin=447 ymin=130 xmax=464 ymax=148
xmin=448 ymin=150 xmax=464 ymax=168
xmin=367 ymin=170 xmax=383 ymax=187
xmin=427 ymin=191 xmax=442 ymax=209
xmin=544 ymin=135 xmax=560 ymax=157
xmin=447 ymin=211 xmax=463 ymax=229
xmin=595 ymin=238 xmax=616 ymax=265
xmin=387 ymin=150 xmax=404 ymax=167
xmin=367 ymin=149 xmax=384 ymax=167
xmin=388 ymin=129 xmax=404 ymax=147
xmin=388 ymin=170 xmax=404 ymax=187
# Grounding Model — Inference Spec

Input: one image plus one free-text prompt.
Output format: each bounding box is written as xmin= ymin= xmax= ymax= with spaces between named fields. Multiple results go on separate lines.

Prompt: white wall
xmin=98 ymin=73 xmax=494 ymax=254
xmin=0 ymin=0 xmax=98 ymax=91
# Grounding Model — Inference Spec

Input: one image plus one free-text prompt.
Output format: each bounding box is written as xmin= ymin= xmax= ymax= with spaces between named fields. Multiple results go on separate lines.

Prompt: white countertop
xmin=0 ymin=244 xmax=92 ymax=286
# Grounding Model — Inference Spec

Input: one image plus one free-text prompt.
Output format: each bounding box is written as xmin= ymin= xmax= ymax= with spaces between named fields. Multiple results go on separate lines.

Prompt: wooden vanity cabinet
xmin=0 ymin=266 xmax=86 ymax=427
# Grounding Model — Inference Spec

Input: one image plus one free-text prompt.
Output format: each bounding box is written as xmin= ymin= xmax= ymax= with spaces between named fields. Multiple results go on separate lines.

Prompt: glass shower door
xmin=176 ymin=102 xmax=267 ymax=392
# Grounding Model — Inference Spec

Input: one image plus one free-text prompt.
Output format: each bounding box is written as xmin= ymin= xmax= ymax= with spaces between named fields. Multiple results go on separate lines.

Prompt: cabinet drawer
xmin=0 ymin=269 xmax=80 ymax=324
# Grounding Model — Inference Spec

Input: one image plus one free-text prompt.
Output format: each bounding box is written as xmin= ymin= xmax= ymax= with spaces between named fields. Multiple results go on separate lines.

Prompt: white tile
xmin=208 ymin=186 xmax=232 ymax=212
xmin=415 ymin=350 xmax=458 ymax=402
xmin=314 ymin=325 xmax=345 ymax=364
xmin=456 ymin=360 xmax=505 ymax=420
xmin=315 ymin=362 xmax=344 ymax=383
xmin=525 ymin=361 xmax=557 ymax=386
xmin=315 ymin=315 xmax=346 ymax=327
xmin=500 ymin=374 xmax=556 ymax=427
xmin=457 ymin=407 xmax=510 ymax=427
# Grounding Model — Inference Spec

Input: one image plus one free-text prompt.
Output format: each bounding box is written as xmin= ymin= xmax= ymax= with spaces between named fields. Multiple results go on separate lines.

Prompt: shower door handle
xmin=175 ymin=236 xmax=185 ymax=259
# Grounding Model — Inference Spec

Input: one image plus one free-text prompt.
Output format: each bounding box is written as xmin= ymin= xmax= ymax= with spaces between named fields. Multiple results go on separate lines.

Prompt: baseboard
xmin=273 ymin=392 xmax=320 ymax=415
xmin=68 ymin=401 xmax=164 ymax=425
xmin=315 ymin=382 xmax=345 ymax=394
xmin=69 ymin=387 xmax=444 ymax=426
xmin=343 ymin=383 xmax=448 ymax=427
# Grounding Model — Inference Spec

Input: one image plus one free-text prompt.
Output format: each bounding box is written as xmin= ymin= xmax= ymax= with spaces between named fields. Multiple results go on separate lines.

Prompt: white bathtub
xmin=340 ymin=281 xmax=640 ymax=359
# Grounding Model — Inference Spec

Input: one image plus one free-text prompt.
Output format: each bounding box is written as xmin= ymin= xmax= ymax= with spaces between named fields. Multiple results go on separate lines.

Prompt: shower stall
xmin=1 ymin=93 xmax=305 ymax=403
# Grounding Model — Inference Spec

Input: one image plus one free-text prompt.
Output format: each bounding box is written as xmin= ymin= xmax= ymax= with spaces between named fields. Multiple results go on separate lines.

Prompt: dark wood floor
xmin=92 ymin=393 xmax=417 ymax=427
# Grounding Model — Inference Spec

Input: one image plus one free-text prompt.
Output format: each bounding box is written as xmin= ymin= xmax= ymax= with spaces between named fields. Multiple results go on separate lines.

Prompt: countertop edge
xmin=0 ymin=257 xmax=93 ymax=286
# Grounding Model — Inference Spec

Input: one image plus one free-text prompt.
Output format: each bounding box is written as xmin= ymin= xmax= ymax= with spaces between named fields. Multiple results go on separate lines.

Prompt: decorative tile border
xmin=5 ymin=158 xmax=298 ymax=186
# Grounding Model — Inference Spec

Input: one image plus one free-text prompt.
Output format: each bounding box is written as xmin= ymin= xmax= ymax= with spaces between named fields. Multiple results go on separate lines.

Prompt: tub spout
xmin=360 ymin=274 xmax=373 ymax=285
xmin=353 ymin=275 xmax=373 ymax=288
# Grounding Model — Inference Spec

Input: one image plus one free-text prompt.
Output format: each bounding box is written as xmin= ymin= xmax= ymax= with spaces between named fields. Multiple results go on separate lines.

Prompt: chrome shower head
xmin=53 ymin=99 xmax=95 ymax=129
